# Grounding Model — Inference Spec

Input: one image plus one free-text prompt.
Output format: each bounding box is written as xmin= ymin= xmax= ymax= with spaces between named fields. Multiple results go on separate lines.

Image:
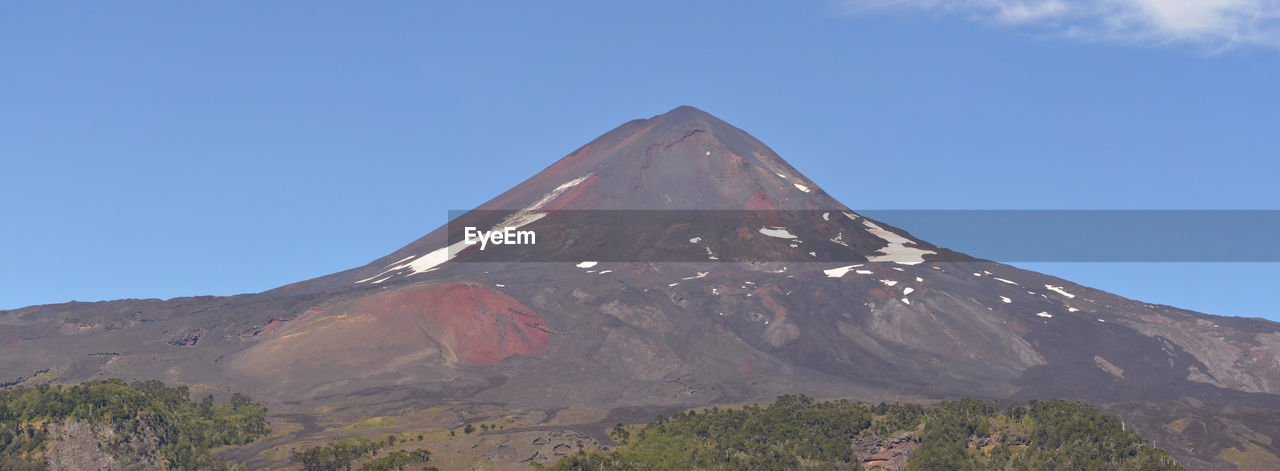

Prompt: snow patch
xmin=598 ymin=270 xmax=613 ymax=274
xmin=356 ymin=175 xmax=594 ymax=284
xmin=855 ymin=269 xmax=874 ymax=275
xmin=759 ymin=226 xmax=797 ymax=239
xmin=682 ymin=272 xmax=709 ymax=280
xmin=690 ymin=237 xmax=702 ymax=244
xmin=903 ymin=287 xmax=914 ymax=295
xmin=901 ymin=298 xmax=911 ymax=305
xmin=880 ymin=279 xmax=899 ymax=287
xmin=1045 ymin=285 xmax=1076 ymax=298
xmin=1036 ymin=312 xmax=1053 ymax=318
xmin=1000 ymin=296 xmax=1012 ymax=303
xmin=915 ymin=277 xmax=924 ymax=282
xmin=357 ymin=245 xmax=455 ymax=282
xmin=861 ymin=219 xmax=936 ymax=265
xmin=824 ymin=264 xmax=864 ymax=278
xmin=993 ymin=277 xmax=1018 ymax=285
xmin=576 ymin=261 xmax=598 ymax=268
xmin=793 ymin=183 xmax=811 ymax=193
xmin=526 ymin=174 xmax=592 ymax=211
xmin=1068 ymin=307 xmax=1079 ymax=312
xmin=830 ymin=233 xmax=849 ymax=247
xmin=822 ymin=212 xmax=830 ymax=221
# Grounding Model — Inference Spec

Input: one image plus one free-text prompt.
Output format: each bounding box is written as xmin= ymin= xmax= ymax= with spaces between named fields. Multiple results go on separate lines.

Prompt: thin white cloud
xmin=840 ymin=0 xmax=1280 ymax=50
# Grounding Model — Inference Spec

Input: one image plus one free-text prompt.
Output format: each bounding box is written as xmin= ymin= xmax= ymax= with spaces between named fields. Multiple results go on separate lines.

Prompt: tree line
xmin=0 ymin=379 xmax=270 ymax=470
xmin=544 ymin=395 xmax=1183 ymax=470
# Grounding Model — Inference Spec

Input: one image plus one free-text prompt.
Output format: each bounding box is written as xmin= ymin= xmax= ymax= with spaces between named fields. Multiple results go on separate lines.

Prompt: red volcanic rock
xmin=540 ymin=174 xmax=600 ymax=212
xmin=348 ymin=283 xmax=550 ymax=366
xmin=230 ymin=282 xmax=550 ymax=388
xmin=867 ymin=288 xmax=893 ymax=301
xmin=747 ymin=191 xmax=774 ymax=210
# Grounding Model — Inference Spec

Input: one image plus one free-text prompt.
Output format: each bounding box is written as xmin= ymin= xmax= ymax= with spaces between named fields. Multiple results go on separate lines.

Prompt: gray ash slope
xmin=4 ymin=106 xmax=1279 ymax=470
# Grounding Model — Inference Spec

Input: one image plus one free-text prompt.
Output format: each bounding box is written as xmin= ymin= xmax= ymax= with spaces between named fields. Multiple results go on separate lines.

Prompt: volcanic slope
xmin=3 ymin=106 xmax=1278 ymax=470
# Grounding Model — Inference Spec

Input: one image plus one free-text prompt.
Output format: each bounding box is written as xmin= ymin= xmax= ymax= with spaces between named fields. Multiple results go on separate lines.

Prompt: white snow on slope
xmin=860 ymin=219 xmax=936 ymax=265
xmin=524 ymin=174 xmax=592 ymax=211
xmin=759 ymin=227 xmax=798 ymax=239
xmin=880 ymin=279 xmax=899 ymax=287
xmin=824 ymin=264 xmax=864 ymax=278
xmin=993 ymin=277 xmax=1018 ymax=285
xmin=357 ymin=244 xmax=456 ymax=283
xmin=903 ymin=287 xmax=914 ymax=295
xmin=357 ymin=174 xmax=592 ymax=283
xmin=830 ymin=233 xmax=848 ymax=247
xmin=1036 ymin=312 xmax=1053 ymax=318
xmin=1000 ymin=296 xmax=1012 ymax=303
xmin=794 ymin=183 xmax=811 ymax=193
xmin=856 ymin=269 xmax=874 ymax=275
xmin=1045 ymin=284 xmax=1076 ymax=298
xmin=576 ymin=261 xmax=598 ymax=268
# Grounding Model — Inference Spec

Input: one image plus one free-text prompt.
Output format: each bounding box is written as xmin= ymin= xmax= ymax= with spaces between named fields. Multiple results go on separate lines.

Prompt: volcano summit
xmin=3 ymin=106 xmax=1278 ymax=470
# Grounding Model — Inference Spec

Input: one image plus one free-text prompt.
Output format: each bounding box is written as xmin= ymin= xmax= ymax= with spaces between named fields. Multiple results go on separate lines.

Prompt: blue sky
xmin=2 ymin=2 xmax=1277 ymax=321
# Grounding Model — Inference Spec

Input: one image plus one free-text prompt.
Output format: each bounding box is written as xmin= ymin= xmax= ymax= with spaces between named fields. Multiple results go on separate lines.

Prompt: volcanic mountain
xmin=3 ymin=106 xmax=1279 ymax=470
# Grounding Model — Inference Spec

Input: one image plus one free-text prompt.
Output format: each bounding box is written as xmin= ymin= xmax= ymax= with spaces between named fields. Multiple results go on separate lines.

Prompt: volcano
xmin=3 ymin=106 xmax=1278 ymax=470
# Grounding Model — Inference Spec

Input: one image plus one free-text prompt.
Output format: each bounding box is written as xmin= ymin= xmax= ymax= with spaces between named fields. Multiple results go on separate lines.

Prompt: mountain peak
xmin=454 ymin=106 xmax=840 ymax=213
xmin=651 ymin=105 xmax=719 ymax=123
xmin=306 ymin=106 xmax=849 ymax=288
xmin=643 ymin=105 xmax=737 ymax=141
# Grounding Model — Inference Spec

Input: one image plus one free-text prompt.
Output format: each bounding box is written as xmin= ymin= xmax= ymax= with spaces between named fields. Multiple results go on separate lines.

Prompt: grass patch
xmin=344 ymin=416 xmax=399 ymax=430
